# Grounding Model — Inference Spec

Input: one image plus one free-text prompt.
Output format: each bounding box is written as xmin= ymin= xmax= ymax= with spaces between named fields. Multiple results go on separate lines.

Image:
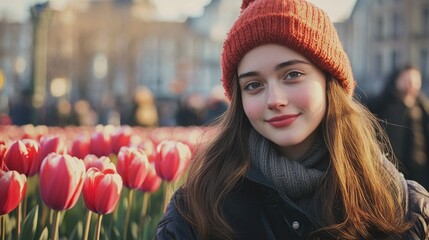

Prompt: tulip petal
xmin=83 ymin=168 xmax=99 ymax=212
xmin=0 ymin=171 xmax=26 ymax=215
xmin=94 ymin=174 xmax=122 ymax=214
xmin=39 ymin=154 xmax=85 ymax=210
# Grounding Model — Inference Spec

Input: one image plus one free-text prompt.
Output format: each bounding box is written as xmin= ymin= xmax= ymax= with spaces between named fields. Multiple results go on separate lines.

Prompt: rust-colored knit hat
xmin=221 ymin=0 xmax=355 ymax=100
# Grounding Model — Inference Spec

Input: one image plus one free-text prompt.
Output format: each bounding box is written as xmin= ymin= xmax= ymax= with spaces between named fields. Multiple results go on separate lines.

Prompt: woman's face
xmin=237 ymin=44 xmax=326 ymax=160
xmin=395 ymin=68 xmax=421 ymax=98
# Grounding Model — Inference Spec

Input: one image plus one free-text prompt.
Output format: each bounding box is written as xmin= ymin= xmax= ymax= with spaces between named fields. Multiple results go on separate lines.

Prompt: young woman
xmin=157 ymin=0 xmax=429 ymax=239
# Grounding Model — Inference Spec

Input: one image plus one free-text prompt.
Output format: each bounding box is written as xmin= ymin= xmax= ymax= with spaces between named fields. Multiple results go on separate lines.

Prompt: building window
xmin=392 ymin=14 xmax=401 ymax=38
xmin=423 ymin=8 xmax=429 ymax=35
xmin=376 ymin=16 xmax=384 ymax=40
xmin=375 ymin=53 xmax=383 ymax=75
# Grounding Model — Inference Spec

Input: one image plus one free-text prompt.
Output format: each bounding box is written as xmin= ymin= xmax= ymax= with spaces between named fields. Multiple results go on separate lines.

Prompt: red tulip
xmin=111 ymin=126 xmax=132 ymax=154
xmin=69 ymin=134 xmax=91 ymax=159
xmin=0 ymin=170 xmax=27 ymax=215
xmin=154 ymin=140 xmax=192 ymax=181
xmin=39 ymin=153 xmax=85 ymax=210
xmin=136 ymin=139 xmax=156 ymax=163
xmin=139 ymin=163 xmax=162 ymax=193
xmin=39 ymin=135 xmax=66 ymax=163
xmin=116 ymin=147 xmax=149 ymax=189
xmin=90 ymin=129 xmax=112 ymax=157
xmin=83 ymin=155 xmax=116 ymax=171
xmin=82 ymin=168 xmax=123 ymax=214
xmin=3 ymin=139 xmax=40 ymax=177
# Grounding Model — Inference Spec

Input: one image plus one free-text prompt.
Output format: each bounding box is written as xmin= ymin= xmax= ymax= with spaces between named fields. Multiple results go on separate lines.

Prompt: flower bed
xmin=0 ymin=124 xmax=209 ymax=240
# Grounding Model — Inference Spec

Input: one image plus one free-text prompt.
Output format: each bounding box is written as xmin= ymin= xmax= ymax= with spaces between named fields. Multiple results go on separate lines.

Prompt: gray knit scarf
xmin=249 ymin=129 xmax=329 ymax=200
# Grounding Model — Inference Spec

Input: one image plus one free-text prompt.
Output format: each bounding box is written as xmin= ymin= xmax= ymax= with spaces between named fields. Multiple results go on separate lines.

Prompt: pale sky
xmin=308 ymin=0 xmax=357 ymax=22
xmin=0 ymin=0 xmax=357 ymax=23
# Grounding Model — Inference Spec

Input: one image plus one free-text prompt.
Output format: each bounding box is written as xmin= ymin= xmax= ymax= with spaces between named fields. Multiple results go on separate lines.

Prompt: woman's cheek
xmin=243 ymin=101 xmax=262 ymax=120
xmin=297 ymin=88 xmax=326 ymax=118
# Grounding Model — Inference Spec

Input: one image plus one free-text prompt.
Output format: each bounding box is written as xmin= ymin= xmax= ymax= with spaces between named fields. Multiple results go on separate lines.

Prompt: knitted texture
xmin=248 ymin=129 xmax=328 ymax=200
xmin=221 ymin=0 xmax=355 ymax=100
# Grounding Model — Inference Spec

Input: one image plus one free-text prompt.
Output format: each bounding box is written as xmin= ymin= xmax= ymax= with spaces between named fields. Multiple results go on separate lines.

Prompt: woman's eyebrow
xmin=238 ymin=71 xmax=258 ymax=80
xmin=238 ymin=59 xmax=311 ymax=81
xmin=275 ymin=59 xmax=311 ymax=71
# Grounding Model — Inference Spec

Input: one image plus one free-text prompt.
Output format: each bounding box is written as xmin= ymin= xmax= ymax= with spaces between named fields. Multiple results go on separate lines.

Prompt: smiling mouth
xmin=266 ymin=114 xmax=300 ymax=128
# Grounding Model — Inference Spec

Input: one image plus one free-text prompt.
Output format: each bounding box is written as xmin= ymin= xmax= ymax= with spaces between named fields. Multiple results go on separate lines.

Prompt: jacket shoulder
xmin=404 ymin=179 xmax=429 ymax=239
xmin=156 ymin=192 xmax=197 ymax=240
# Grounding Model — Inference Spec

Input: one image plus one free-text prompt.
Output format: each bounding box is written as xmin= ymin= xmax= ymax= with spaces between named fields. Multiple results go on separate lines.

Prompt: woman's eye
xmin=245 ymin=82 xmax=262 ymax=90
xmin=285 ymin=71 xmax=303 ymax=79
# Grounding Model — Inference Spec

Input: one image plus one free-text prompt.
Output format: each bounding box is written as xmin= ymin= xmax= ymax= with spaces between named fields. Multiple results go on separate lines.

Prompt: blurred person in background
xmin=98 ymin=93 xmax=121 ymax=126
xmin=130 ymin=86 xmax=159 ymax=127
xmin=74 ymin=99 xmax=98 ymax=126
xmin=54 ymin=99 xmax=76 ymax=126
xmin=157 ymin=100 xmax=178 ymax=126
xmin=9 ymin=89 xmax=33 ymax=125
xmin=367 ymin=65 xmax=429 ymax=189
xmin=176 ymin=93 xmax=206 ymax=126
xmin=203 ymin=84 xmax=229 ymax=125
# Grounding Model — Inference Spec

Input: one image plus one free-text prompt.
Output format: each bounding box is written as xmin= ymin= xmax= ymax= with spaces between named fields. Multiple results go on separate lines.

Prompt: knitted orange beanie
xmin=221 ymin=0 xmax=355 ymax=100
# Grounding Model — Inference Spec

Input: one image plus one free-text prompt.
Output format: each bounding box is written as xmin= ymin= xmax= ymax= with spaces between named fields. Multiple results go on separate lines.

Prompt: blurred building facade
xmin=335 ymin=0 xmax=429 ymax=97
xmin=0 ymin=0 xmax=239 ymax=125
xmin=0 ymin=20 xmax=33 ymax=113
xmin=2 ymin=0 xmax=428 ymax=125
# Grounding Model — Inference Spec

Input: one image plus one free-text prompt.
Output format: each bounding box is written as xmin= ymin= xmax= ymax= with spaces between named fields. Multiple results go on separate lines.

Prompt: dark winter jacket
xmin=156 ymin=164 xmax=429 ymax=240
xmin=367 ymin=93 xmax=429 ymax=189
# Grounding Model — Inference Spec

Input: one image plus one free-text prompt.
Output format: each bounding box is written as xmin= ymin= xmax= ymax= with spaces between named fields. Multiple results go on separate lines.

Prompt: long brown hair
xmin=311 ymin=76 xmax=411 ymax=239
xmin=177 ymin=75 xmax=411 ymax=239
xmin=177 ymin=76 xmax=251 ymax=239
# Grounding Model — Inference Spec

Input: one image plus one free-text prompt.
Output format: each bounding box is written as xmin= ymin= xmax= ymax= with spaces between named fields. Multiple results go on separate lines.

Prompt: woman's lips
xmin=266 ymin=114 xmax=300 ymax=127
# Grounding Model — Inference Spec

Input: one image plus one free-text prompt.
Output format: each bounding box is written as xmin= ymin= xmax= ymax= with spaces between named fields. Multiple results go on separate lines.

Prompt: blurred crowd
xmin=5 ymin=84 xmax=229 ymax=129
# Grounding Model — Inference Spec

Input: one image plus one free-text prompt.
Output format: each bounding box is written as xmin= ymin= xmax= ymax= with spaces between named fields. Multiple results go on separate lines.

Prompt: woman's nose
xmin=266 ymin=84 xmax=287 ymax=110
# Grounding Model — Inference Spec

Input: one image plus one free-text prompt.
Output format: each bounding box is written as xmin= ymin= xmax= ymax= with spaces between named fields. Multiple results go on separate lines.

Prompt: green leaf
xmin=139 ymin=216 xmax=152 ymax=240
xmin=4 ymin=214 xmax=16 ymax=236
xmin=38 ymin=227 xmax=48 ymax=240
xmin=112 ymin=226 xmax=120 ymax=240
xmin=130 ymin=222 xmax=138 ymax=240
xmin=68 ymin=221 xmax=83 ymax=240
xmin=19 ymin=205 xmax=39 ymax=240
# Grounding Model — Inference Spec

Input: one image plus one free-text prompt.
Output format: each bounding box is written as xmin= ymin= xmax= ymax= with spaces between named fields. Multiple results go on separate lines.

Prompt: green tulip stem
xmin=22 ymin=193 xmax=27 ymax=221
xmin=123 ymin=189 xmax=134 ymax=240
xmin=49 ymin=209 xmax=53 ymax=226
xmin=141 ymin=192 xmax=149 ymax=220
xmin=51 ymin=210 xmax=61 ymax=240
xmin=95 ymin=214 xmax=103 ymax=240
xmin=1 ymin=215 xmax=5 ymax=240
xmin=17 ymin=201 xmax=22 ymax=238
xmin=163 ymin=182 xmax=172 ymax=212
xmin=83 ymin=211 xmax=92 ymax=240
xmin=139 ymin=192 xmax=150 ymax=238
